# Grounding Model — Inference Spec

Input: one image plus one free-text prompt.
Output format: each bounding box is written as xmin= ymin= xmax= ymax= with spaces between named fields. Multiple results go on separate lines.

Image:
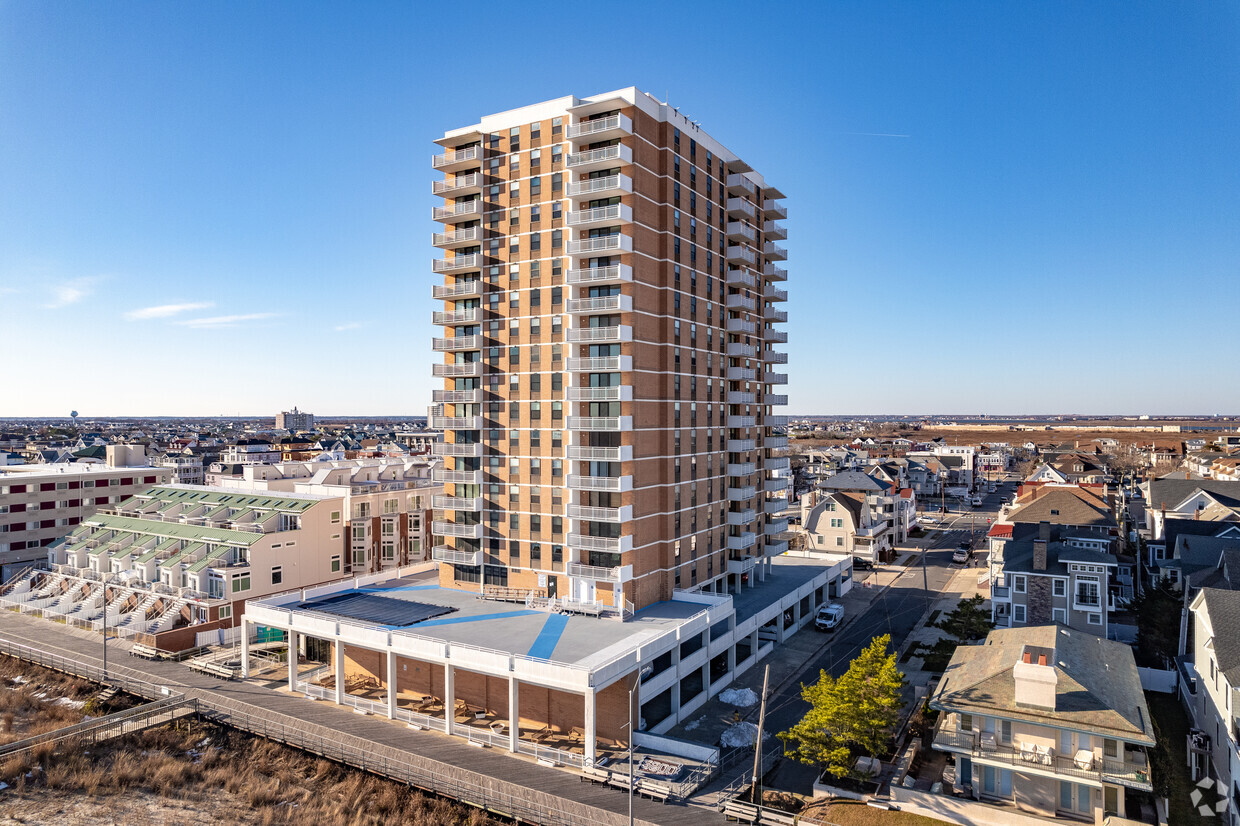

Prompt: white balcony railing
xmin=431 ymin=280 xmax=482 ymax=299
xmin=567 ymin=235 xmax=632 ymax=255
xmin=432 ymin=172 xmax=482 ymax=195
xmin=431 ymin=308 xmax=480 ymax=326
xmin=432 ymin=495 xmax=482 ymax=511
xmin=728 ymin=532 xmax=757 ymax=551
xmin=432 ymin=335 xmax=481 ymax=351
xmin=728 ymin=416 xmax=757 ymax=429
xmin=433 ymin=520 xmax=483 ymax=539
xmin=727 ymin=367 xmax=756 ymax=381
xmin=727 ymin=391 xmax=756 ymax=405
xmin=726 ymin=246 xmax=757 ymax=266
xmin=565 ymin=355 xmax=631 ymax=372
xmin=432 ymin=145 xmax=481 ymax=170
xmin=566 ymin=325 xmax=631 ymax=343
xmin=763 ymin=262 xmax=787 ymax=281
xmin=727 ymin=342 xmax=757 ymax=357
xmin=567 ymin=475 xmax=632 ymax=492
xmin=763 ymin=199 xmax=787 ymax=219
xmin=432 ymin=361 xmax=482 ymax=378
xmin=728 ymin=486 xmax=757 ymax=501
xmin=728 ymin=509 xmax=756 ymax=526
xmin=566 ymin=562 xmax=622 ymax=582
xmin=727 ymin=439 xmax=756 ymax=452
xmin=566 ymin=416 xmax=632 ymax=432
xmin=432 ymin=388 xmax=481 ymax=404
xmin=566 ymin=114 xmax=632 ymax=140
xmin=727 ymin=462 xmax=757 ymax=476
xmin=432 ymin=227 xmax=481 ymax=248
xmin=567 ymin=533 xmax=629 ymax=554
xmin=432 ymin=546 xmax=481 ymax=567
xmin=432 ymin=254 xmax=482 ymax=273
xmin=566 ymin=144 xmax=632 ymax=169
xmin=566 ymin=264 xmax=632 ymax=285
xmin=727 ymin=173 xmax=757 ymax=196
xmin=566 ymin=386 xmax=632 ymax=402
xmin=565 ymin=294 xmax=631 ymax=314
xmin=727 ymin=318 xmax=756 ymax=335
xmin=765 ymin=285 xmax=788 ymax=302
xmin=568 ymin=504 xmax=630 ymax=523
xmin=726 ymin=268 xmax=757 ymax=288
xmin=566 ymin=204 xmax=632 ymax=227
xmin=431 ymin=442 xmax=483 ymax=458
xmin=432 ymin=200 xmax=482 ymax=222
xmin=431 ymin=468 xmax=482 ymax=485
xmin=727 ymin=293 xmax=756 ymax=311
xmin=726 ymin=197 xmax=757 ymax=219
xmin=428 ymin=415 xmax=480 ymax=430
xmin=566 ymin=174 xmax=633 ymax=197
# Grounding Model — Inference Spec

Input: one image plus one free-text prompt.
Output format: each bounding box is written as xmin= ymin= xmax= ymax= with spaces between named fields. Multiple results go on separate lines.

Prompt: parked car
xmin=814 ymin=603 xmax=845 ymax=631
xmin=952 ymin=542 xmax=972 ymax=564
xmin=853 ymin=557 xmax=874 ymax=571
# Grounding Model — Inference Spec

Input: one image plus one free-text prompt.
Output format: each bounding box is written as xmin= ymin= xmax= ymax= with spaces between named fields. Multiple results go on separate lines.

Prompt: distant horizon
xmin=1 ymin=412 xmax=1237 ymax=422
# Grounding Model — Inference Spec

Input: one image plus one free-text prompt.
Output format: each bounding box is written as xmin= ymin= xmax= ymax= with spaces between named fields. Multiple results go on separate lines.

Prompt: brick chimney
xmin=1033 ymin=538 xmax=1048 ymax=571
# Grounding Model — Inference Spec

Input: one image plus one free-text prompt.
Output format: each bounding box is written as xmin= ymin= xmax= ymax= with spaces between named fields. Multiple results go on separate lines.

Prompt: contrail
xmin=837 ymin=131 xmax=911 ymax=138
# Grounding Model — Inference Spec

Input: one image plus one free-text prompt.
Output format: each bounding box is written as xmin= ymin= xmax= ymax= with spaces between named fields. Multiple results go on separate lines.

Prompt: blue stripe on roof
xmin=410 ymin=609 xmax=541 ymax=628
xmin=526 ymin=613 xmax=569 ymax=660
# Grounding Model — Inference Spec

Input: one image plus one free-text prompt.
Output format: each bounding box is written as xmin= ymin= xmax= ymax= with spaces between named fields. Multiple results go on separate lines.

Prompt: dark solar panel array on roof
xmin=298 ymin=592 xmax=454 ymax=627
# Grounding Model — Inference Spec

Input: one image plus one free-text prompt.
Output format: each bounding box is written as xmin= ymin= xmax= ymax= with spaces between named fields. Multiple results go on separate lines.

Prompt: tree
xmin=935 ymin=595 xmax=995 ymax=642
xmin=778 ymin=635 xmax=906 ymax=779
xmin=1122 ymin=577 xmax=1182 ymax=667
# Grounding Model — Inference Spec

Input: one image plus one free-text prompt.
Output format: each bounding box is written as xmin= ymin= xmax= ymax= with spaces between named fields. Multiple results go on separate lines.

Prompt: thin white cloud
xmin=43 ymin=277 xmax=101 ymax=309
xmin=333 ymin=322 xmax=362 ymax=332
xmin=124 ymin=301 xmax=215 ymax=321
xmin=175 ymin=312 xmax=279 ymax=329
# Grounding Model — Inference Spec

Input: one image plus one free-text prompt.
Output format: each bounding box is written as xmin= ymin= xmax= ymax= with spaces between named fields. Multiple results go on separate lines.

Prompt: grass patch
xmin=1146 ymin=691 xmax=1220 ymax=826
xmin=801 ymin=799 xmax=942 ymax=825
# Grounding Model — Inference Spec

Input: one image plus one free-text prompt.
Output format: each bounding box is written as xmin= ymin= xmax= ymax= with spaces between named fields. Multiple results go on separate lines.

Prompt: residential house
xmin=1186 ymin=587 xmax=1240 ymax=823
xmin=801 ymin=471 xmax=895 ymax=563
xmin=930 ymin=624 xmax=1154 ymax=823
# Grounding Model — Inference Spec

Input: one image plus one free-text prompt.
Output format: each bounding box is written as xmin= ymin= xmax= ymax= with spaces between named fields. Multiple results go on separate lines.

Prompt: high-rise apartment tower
xmin=430 ymin=88 xmax=789 ymax=617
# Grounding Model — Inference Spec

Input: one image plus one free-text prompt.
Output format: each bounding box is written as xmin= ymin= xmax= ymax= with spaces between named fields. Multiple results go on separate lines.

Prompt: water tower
xmin=70 ymin=410 xmax=79 ymax=424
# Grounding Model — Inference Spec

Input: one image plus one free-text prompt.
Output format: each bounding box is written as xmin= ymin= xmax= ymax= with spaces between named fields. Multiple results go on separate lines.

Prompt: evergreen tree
xmin=778 ymin=634 xmax=906 ymax=778
xmin=935 ymin=595 xmax=994 ymax=642
xmin=1123 ymin=577 xmax=1181 ymax=666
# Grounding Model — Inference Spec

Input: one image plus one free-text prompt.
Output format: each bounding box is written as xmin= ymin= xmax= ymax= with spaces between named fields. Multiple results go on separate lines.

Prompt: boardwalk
xmin=0 ymin=610 xmax=725 ymax=826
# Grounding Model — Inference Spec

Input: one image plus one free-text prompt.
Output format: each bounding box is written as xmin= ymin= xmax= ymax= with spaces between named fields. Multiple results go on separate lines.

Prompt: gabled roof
xmin=1195 ymin=588 xmax=1240 ymax=684
xmin=932 ymin=625 xmax=1154 ymax=744
xmin=1007 ymin=486 xmax=1116 ymax=530
xmin=818 ymin=470 xmax=884 ymax=493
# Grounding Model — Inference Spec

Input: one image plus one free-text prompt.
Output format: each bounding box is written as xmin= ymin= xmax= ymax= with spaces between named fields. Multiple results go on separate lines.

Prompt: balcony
xmin=433 ymin=520 xmax=483 ymax=539
xmin=432 ymin=546 xmax=482 ymax=567
xmin=432 ymin=468 xmax=482 ymax=485
xmin=728 ymin=486 xmax=757 ymax=502
xmin=763 ymin=221 xmax=787 ymax=241
xmin=566 ymin=294 xmax=632 ymax=314
xmin=432 ymin=334 xmax=481 ymax=352
xmin=727 ymin=318 xmax=756 ymax=335
xmin=566 ymin=416 xmax=632 ymax=432
xmin=726 ymin=197 xmax=757 ymax=220
xmin=431 ymin=280 xmax=482 ymax=300
xmin=567 ymin=234 xmax=632 ymax=255
xmin=726 ymin=222 xmax=757 ymax=243
xmin=432 ymin=442 xmax=483 ymax=458
xmin=727 ymin=509 xmax=756 ymax=526
xmin=567 ymin=533 xmax=631 ymax=554
xmin=567 ymin=561 xmax=622 ymax=582
xmin=432 ymin=200 xmax=483 ymax=224
xmin=763 ymin=200 xmax=787 ymax=219
xmin=766 ymin=306 xmax=789 ymax=323
xmin=566 ymin=354 xmax=631 ymax=372
xmin=931 ymin=727 xmax=1152 ymax=791
xmin=727 ymin=462 xmax=756 ymax=476
xmin=765 ymin=498 xmax=789 ymax=515
xmin=432 ymin=172 xmax=483 ymax=197
xmin=566 ymin=386 xmax=632 ymax=403
xmin=766 ymin=435 xmax=788 ymax=450
xmin=726 ymin=246 xmax=757 ymax=266
xmin=726 ymin=173 xmax=757 ymax=197
xmin=566 ymin=114 xmax=632 ymax=142
xmin=726 ymin=268 xmax=756 ymax=288
xmin=727 ymin=366 xmax=756 ymax=381
xmin=727 ymin=556 xmax=757 ymax=576
xmin=763 ymin=241 xmax=787 ymax=260
xmin=727 ymin=391 xmax=756 ymax=405
xmin=764 ymin=350 xmax=788 ymax=364
xmin=767 ymin=457 xmax=791 ymax=472
xmin=567 ymin=475 xmax=633 ymax=493
xmin=766 ymin=394 xmax=789 ymax=407
xmin=428 ymin=415 xmax=481 ymax=430
xmin=432 ymin=495 xmax=482 ymax=511
xmin=728 ymin=532 xmax=757 ymax=552
xmin=567 ymin=203 xmax=632 ymax=229
xmin=566 ymin=143 xmax=633 ymax=172
xmin=567 ymin=444 xmax=634 ymax=463
xmin=432 ymin=388 xmax=482 ymax=404
xmin=432 ymin=145 xmax=482 ymax=172
xmin=727 ymin=342 xmax=757 ymax=358
xmin=728 ymin=415 xmax=757 ymax=429
xmin=766 ymin=329 xmax=788 ymax=344
xmin=765 ymin=285 xmax=788 ymax=302
xmin=727 ymin=439 xmax=756 ymax=452
xmin=432 ymin=308 xmax=480 ymax=325
xmin=766 ymin=518 xmax=790 ymax=535
xmin=432 ymin=227 xmax=482 ymax=250
xmin=432 ymin=361 xmax=482 ymax=378
xmin=566 ymin=264 xmax=633 ymax=286
xmin=763 ymin=262 xmax=788 ymax=281
xmin=566 ymin=324 xmax=632 ymax=343
xmin=991 ymin=585 xmax=1011 ymax=599
xmin=767 ymin=415 xmax=789 ymax=427
xmin=763 ymin=371 xmax=788 ymax=384
xmin=432 ymin=254 xmax=482 ymax=274
xmin=727 ymin=293 xmax=756 ymax=311
xmin=765 ymin=539 xmax=789 ymax=556
xmin=568 ymin=503 xmax=631 ymax=523
xmin=566 ymin=173 xmax=633 ymax=198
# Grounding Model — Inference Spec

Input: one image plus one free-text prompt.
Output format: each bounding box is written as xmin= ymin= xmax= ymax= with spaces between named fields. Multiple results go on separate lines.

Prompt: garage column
xmin=386 ymin=650 xmax=397 ymax=720
xmin=584 ymin=689 xmax=597 ymax=765
xmin=240 ymin=619 xmax=250 ymax=679
xmin=444 ymin=663 xmax=455 ymax=736
xmin=334 ymin=640 xmax=345 ymax=705
xmin=286 ymin=629 xmax=299 ymax=692
xmin=508 ymin=676 xmax=520 ymax=753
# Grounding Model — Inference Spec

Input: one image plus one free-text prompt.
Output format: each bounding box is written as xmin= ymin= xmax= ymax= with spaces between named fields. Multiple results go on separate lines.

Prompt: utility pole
xmin=750 ymin=665 xmax=770 ymax=807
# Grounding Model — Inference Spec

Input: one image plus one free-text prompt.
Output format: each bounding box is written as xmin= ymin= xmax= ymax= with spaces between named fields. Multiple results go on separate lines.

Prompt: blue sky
xmin=1 ymin=1 xmax=1237 ymax=417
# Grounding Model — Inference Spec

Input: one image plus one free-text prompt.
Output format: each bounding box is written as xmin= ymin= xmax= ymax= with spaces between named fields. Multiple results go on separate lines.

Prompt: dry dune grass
xmin=0 ymin=656 xmax=496 ymax=825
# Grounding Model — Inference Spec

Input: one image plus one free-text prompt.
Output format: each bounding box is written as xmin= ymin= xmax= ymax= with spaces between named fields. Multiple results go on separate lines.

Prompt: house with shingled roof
xmin=928 ymin=624 xmax=1154 ymax=822
xmin=1187 ymin=587 xmax=1240 ymax=821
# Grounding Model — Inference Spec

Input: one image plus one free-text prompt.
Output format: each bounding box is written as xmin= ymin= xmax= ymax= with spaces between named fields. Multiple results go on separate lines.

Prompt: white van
xmin=814 ymin=603 xmax=845 ymax=631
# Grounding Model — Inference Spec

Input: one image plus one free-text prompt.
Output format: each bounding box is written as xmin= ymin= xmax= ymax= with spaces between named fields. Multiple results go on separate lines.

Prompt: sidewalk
xmin=896 ymin=560 xmax=991 ymax=692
